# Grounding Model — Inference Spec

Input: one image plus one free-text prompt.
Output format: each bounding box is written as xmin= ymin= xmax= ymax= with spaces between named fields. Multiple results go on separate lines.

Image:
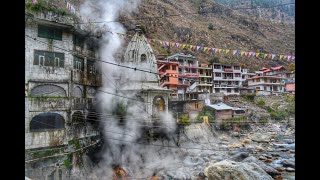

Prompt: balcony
xmin=72 ymin=98 xmax=87 ymax=110
xmin=177 ymin=83 xmax=190 ymax=86
xmin=223 ymin=77 xmax=234 ymax=80
xmin=199 ymin=74 xmax=212 ymax=77
xmin=73 ymin=45 xmax=84 ymax=56
xmin=223 ymin=68 xmax=233 ymax=72
xmin=185 ymin=73 xmax=199 ymax=77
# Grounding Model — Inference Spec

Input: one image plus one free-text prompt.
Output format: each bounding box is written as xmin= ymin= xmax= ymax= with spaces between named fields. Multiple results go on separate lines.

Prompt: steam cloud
xmin=79 ymin=0 xmax=181 ymax=178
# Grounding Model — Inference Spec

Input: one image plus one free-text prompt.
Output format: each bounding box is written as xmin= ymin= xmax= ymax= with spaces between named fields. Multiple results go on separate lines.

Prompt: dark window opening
xmin=38 ymin=25 xmax=62 ymax=40
xmin=30 ymin=113 xmax=65 ymax=132
xmin=141 ymin=54 xmax=147 ymax=62
xmin=73 ymin=56 xmax=84 ymax=71
xmin=34 ymin=50 xmax=64 ymax=68
xmin=73 ymin=34 xmax=84 ymax=48
xmin=87 ymin=60 xmax=98 ymax=74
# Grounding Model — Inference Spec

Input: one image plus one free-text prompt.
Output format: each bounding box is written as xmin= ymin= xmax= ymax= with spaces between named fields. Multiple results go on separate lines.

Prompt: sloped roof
xmin=207 ymin=102 xmax=233 ymax=110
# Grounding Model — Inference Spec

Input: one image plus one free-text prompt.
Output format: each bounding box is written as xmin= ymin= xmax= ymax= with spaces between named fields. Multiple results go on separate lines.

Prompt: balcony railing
xmin=185 ymin=73 xmax=199 ymax=77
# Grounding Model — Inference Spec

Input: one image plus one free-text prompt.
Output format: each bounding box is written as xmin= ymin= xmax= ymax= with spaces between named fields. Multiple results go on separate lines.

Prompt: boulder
xmin=285 ymin=167 xmax=295 ymax=172
xmin=240 ymin=138 xmax=252 ymax=144
xmin=248 ymin=133 xmax=272 ymax=143
xmin=281 ymin=159 xmax=295 ymax=168
xmin=228 ymin=152 xmax=249 ymax=162
xmin=243 ymin=156 xmax=281 ymax=176
xmin=204 ymin=160 xmax=273 ymax=180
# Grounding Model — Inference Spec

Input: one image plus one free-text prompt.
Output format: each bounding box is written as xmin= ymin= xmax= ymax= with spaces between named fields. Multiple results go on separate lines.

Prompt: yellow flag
xmin=218 ymin=49 xmax=222 ymax=53
xmin=256 ymin=53 xmax=260 ymax=57
xmin=264 ymin=54 xmax=268 ymax=58
xmin=204 ymin=47 xmax=208 ymax=52
xmin=182 ymin=44 xmax=186 ymax=49
xmin=240 ymin=51 xmax=244 ymax=56
xmin=190 ymin=45 xmax=193 ymax=49
xmin=280 ymin=55 xmax=284 ymax=60
xmin=226 ymin=49 xmax=230 ymax=54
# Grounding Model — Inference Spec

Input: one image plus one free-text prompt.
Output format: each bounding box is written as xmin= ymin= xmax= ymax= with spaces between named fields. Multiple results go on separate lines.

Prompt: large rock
xmin=204 ymin=160 xmax=273 ymax=180
xmin=243 ymin=156 xmax=281 ymax=176
xmin=228 ymin=152 xmax=249 ymax=162
xmin=248 ymin=133 xmax=272 ymax=143
xmin=281 ymin=159 xmax=295 ymax=168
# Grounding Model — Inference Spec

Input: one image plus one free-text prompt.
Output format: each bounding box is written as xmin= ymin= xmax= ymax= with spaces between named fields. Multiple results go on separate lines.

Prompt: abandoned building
xmin=25 ymin=2 xmax=102 ymax=179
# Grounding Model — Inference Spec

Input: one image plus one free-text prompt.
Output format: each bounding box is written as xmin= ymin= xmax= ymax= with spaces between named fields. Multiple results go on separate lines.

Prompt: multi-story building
xmin=167 ymin=53 xmax=199 ymax=100
xmin=247 ymin=67 xmax=288 ymax=95
xmin=198 ymin=63 xmax=213 ymax=93
xmin=212 ymin=63 xmax=242 ymax=95
xmin=157 ymin=55 xmax=179 ymax=98
xmin=25 ymin=2 xmax=101 ymax=179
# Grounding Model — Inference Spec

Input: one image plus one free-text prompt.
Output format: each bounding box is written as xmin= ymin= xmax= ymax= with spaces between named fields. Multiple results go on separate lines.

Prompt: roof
xmin=247 ymin=76 xmax=287 ymax=80
xmin=167 ymin=53 xmax=196 ymax=59
xmin=261 ymin=66 xmax=286 ymax=73
xmin=207 ymin=102 xmax=233 ymax=110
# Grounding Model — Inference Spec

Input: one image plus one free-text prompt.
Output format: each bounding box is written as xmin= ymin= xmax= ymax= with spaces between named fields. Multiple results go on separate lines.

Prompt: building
xmin=247 ymin=68 xmax=287 ymax=95
xmin=198 ymin=63 xmax=213 ymax=93
xmin=212 ymin=63 xmax=242 ymax=95
xmin=157 ymin=55 xmax=179 ymax=98
xmin=25 ymin=2 xmax=101 ymax=179
xmin=206 ymin=102 xmax=233 ymax=121
xmin=167 ymin=53 xmax=199 ymax=100
xmin=260 ymin=66 xmax=291 ymax=78
xmin=121 ymin=27 xmax=172 ymax=118
xmin=285 ymin=80 xmax=295 ymax=94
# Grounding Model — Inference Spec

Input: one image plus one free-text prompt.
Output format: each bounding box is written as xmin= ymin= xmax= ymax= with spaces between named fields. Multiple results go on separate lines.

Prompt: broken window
xmin=30 ymin=113 xmax=65 ymax=132
xmin=34 ymin=50 xmax=64 ymax=68
xmin=87 ymin=60 xmax=97 ymax=74
xmin=38 ymin=25 xmax=62 ymax=40
xmin=73 ymin=56 xmax=84 ymax=71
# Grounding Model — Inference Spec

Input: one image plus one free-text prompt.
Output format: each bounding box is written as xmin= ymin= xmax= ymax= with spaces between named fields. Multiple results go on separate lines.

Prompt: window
xmin=256 ymin=78 xmax=260 ymax=82
xmin=215 ymin=73 xmax=221 ymax=77
xmin=234 ymin=66 xmax=240 ymax=70
xmin=235 ymin=73 xmax=241 ymax=77
xmin=30 ymin=113 xmax=65 ymax=132
xmin=227 ymin=88 xmax=231 ymax=93
xmin=214 ymin=65 xmax=221 ymax=69
xmin=264 ymin=86 xmax=266 ymax=91
xmin=87 ymin=60 xmax=98 ymax=74
xmin=172 ymin=65 xmax=176 ymax=70
xmin=34 ymin=50 xmax=64 ymax=68
xmin=215 ymin=88 xmax=220 ymax=93
xmin=30 ymin=84 xmax=67 ymax=97
xmin=38 ymin=25 xmax=62 ymax=40
xmin=235 ymin=88 xmax=239 ymax=93
xmin=73 ymin=34 xmax=84 ymax=48
xmin=74 ymin=56 xmax=84 ymax=71
xmin=195 ymin=101 xmax=199 ymax=109
xmin=141 ymin=54 xmax=147 ymax=62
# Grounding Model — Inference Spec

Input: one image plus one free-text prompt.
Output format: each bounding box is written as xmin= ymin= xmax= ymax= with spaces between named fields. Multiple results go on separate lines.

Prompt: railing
xmin=185 ymin=73 xmax=199 ymax=77
xmin=224 ymin=68 xmax=233 ymax=72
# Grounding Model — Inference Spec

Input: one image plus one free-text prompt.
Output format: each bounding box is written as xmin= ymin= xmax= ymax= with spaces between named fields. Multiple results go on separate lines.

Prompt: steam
xmin=79 ymin=0 xmax=181 ymax=178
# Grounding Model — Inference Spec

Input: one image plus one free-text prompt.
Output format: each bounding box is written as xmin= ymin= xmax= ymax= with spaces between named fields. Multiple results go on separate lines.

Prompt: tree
xmin=288 ymin=63 xmax=295 ymax=72
xmin=209 ymin=57 xmax=220 ymax=65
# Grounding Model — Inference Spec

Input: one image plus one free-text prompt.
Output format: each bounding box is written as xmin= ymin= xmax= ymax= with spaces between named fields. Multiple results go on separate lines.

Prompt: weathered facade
xmin=25 ymin=2 xmax=102 ymax=179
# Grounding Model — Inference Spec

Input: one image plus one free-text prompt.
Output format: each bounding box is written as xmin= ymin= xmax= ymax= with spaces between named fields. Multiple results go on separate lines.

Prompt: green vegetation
xmin=64 ymin=158 xmax=71 ymax=169
xmin=208 ymin=23 xmax=214 ymax=30
xmin=255 ymin=98 xmax=266 ymax=107
xmin=209 ymin=57 xmax=220 ymax=64
xmin=28 ymin=147 xmax=63 ymax=159
xmin=112 ymin=101 xmax=127 ymax=118
xmin=26 ymin=0 xmax=68 ymax=16
xmin=196 ymin=106 xmax=215 ymax=122
xmin=241 ymin=93 xmax=256 ymax=102
xmin=177 ymin=114 xmax=192 ymax=126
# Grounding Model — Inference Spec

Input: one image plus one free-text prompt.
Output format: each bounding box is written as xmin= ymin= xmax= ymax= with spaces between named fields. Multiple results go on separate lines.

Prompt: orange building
xmin=157 ymin=56 xmax=179 ymax=97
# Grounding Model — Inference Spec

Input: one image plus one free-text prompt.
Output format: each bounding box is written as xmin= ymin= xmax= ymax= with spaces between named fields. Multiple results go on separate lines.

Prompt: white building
xmin=212 ymin=63 xmax=242 ymax=95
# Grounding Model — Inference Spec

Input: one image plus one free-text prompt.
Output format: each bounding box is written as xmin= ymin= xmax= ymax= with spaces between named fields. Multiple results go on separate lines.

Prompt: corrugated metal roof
xmin=207 ymin=102 xmax=233 ymax=110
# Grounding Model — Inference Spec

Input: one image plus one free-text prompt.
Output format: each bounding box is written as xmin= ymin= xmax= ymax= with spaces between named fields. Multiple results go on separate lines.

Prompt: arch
xmin=152 ymin=95 xmax=165 ymax=117
xmin=72 ymin=86 xmax=82 ymax=98
xmin=30 ymin=84 xmax=66 ymax=97
xmin=30 ymin=113 xmax=65 ymax=132
xmin=141 ymin=54 xmax=147 ymax=63
xmin=72 ymin=111 xmax=85 ymax=124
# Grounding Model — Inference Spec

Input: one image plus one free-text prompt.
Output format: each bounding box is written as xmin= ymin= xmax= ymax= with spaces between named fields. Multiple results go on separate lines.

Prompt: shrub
xmin=208 ymin=23 xmax=214 ymax=30
xmin=178 ymin=114 xmax=191 ymax=126
xmin=256 ymin=98 xmax=266 ymax=107
xmin=241 ymin=93 xmax=256 ymax=102
xmin=196 ymin=106 xmax=215 ymax=122
xmin=270 ymin=110 xmax=288 ymax=120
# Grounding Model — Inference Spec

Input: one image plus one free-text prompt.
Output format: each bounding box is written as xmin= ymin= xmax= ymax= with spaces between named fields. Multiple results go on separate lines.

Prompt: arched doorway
xmin=152 ymin=95 xmax=165 ymax=118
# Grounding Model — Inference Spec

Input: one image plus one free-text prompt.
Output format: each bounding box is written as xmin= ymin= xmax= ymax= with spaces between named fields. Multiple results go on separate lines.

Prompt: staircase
xmin=187 ymin=82 xmax=198 ymax=92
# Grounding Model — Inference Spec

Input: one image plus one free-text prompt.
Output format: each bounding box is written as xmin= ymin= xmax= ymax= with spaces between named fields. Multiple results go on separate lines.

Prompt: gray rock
xmin=248 ymin=133 xmax=272 ymax=143
xmin=285 ymin=167 xmax=295 ymax=172
xmin=228 ymin=152 xmax=249 ymax=162
xmin=204 ymin=160 xmax=273 ymax=180
xmin=273 ymin=143 xmax=295 ymax=150
xmin=243 ymin=156 xmax=281 ymax=176
xmin=282 ymin=139 xmax=294 ymax=144
xmin=281 ymin=159 xmax=295 ymax=168
xmin=166 ymin=170 xmax=192 ymax=179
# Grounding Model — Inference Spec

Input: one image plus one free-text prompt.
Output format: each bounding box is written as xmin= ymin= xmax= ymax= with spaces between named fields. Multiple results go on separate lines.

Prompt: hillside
xmin=121 ymin=0 xmax=295 ymax=70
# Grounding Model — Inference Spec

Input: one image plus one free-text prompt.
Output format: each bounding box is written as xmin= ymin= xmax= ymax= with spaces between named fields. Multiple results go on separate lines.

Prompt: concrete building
xmin=157 ymin=55 xmax=179 ymax=98
xmin=212 ymin=63 xmax=242 ymax=95
xmin=206 ymin=102 xmax=233 ymax=121
xmin=247 ymin=75 xmax=287 ymax=95
xmin=198 ymin=63 xmax=213 ymax=93
xmin=260 ymin=66 xmax=291 ymax=78
xmin=167 ymin=53 xmax=199 ymax=100
xmin=25 ymin=2 xmax=102 ymax=179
